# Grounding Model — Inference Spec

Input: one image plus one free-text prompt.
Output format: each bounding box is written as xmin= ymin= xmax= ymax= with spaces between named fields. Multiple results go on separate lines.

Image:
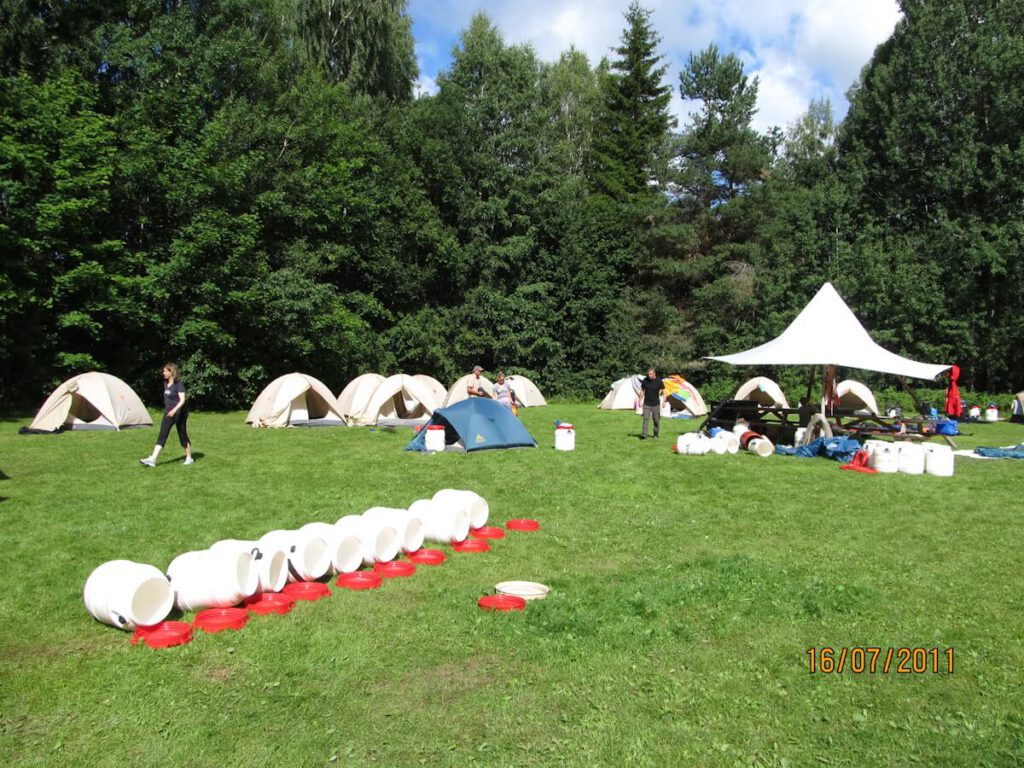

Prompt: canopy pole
xmin=804 ymin=366 xmax=817 ymax=403
xmin=898 ymin=376 xmax=929 ymax=417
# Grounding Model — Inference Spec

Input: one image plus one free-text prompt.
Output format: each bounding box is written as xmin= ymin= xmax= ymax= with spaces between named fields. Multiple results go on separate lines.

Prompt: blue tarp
xmin=975 ymin=445 xmax=1024 ymax=459
xmin=405 ymin=398 xmax=537 ymax=453
xmin=776 ymin=436 xmax=862 ymax=463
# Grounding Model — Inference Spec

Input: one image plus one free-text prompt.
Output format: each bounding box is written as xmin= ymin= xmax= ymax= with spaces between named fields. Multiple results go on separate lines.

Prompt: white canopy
xmin=706 ymin=283 xmax=950 ymax=380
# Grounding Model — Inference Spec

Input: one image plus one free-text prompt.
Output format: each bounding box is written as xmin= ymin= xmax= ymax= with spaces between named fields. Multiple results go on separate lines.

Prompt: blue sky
xmin=406 ymin=0 xmax=901 ymax=133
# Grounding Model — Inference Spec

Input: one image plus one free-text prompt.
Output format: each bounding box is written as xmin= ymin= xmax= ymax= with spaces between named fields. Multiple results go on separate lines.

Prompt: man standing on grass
xmin=640 ymin=367 xmax=664 ymax=440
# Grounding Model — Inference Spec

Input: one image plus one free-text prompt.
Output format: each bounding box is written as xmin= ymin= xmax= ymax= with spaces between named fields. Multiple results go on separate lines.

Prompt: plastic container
xmin=432 ymin=489 xmax=490 ymax=528
xmin=495 ymin=581 xmax=550 ymax=600
xmin=298 ymin=522 xmax=363 ymax=575
xmin=424 ymin=424 xmax=447 ymax=451
xmin=406 ymin=548 xmax=446 ymax=566
xmin=373 ymin=560 xmax=416 ymax=578
xmin=243 ymin=592 xmax=295 ymax=615
xmin=193 ymin=607 xmax=249 ymax=633
xmin=167 ymin=549 xmax=259 ymax=612
xmin=210 ymin=539 xmax=289 ymax=594
xmin=897 ymin=443 xmax=926 ymax=475
xmin=336 ymin=571 xmax=383 ymax=590
xmin=984 ymin=406 xmax=999 ymax=422
xmin=131 ymin=621 xmax=193 ymax=649
xmin=924 ymin=445 xmax=955 ymax=477
xmin=258 ymin=529 xmax=331 ymax=584
xmin=408 ymin=499 xmax=469 ymax=544
xmin=452 ymin=539 xmax=490 ymax=553
xmin=469 ymin=526 xmax=505 ymax=540
xmin=555 ymin=423 xmax=575 ymax=451
xmin=968 ymin=405 xmax=981 ymax=418
xmin=748 ymin=437 xmax=774 ymax=457
xmin=478 ymin=595 xmax=526 ymax=612
xmin=282 ymin=581 xmax=331 ymax=601
xmin=362 ymin=507 xmax=424 ymax=553
xmin=506 ymin=518 xmax=540 ymax=531
xmin=83 ymin=560 xmax=175 ymax=630
xmin=871 ymin=446 xmax=898 ymax=473
xmin=335 ymin=514 xmax=400 ymax=566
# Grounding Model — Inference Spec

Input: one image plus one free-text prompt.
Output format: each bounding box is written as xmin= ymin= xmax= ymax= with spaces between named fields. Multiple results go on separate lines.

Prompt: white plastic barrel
xmin=984 ymin=407 xmax=999 ymax=422
xmin=167 ymin=549 xmax=259 ymax=612
xmin=83 ymin=560 xmax=175 ymax=630
xmin=362 ymin=507 xmax=424 ymax=553
xmin=897 ymin=443 xmax=926 ymax=475
xmin=969 ymin=405 xmax=981 ymax=418
xmin=871 ymin=446 xmax=898 ymax=473
xmin=555 ymin=423 xmax=575 ymax=451
xmin=924 ymin=445 xmax=955 ymax=477
xmin=712 ymin=431 xmax=739 ymax=454
xmin=298 ymin=522 xmax=363 ymax=574
xmin=748 ymin=437 xmax=774 ymax=457
xmin=432 ymin=489 xmax=489 ymax=528
xmin=210 ymin=539 xmax=288 ymax=593
xmin=336 ymin=514 xmax=400 ymax=565
xmin=409 ymin=498 xmax=470 ymax=543
xmin=258 ymin=529 xmax=330 ymax=583
xmin=676 ymin=433 xmax=694 ymax=454
xmin=424 ymin=424 xmax=446 ymax=452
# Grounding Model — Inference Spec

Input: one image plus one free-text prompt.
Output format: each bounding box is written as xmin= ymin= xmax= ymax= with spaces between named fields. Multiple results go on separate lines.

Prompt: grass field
xmin=1 ymin=404 xmax=1023 ymax=767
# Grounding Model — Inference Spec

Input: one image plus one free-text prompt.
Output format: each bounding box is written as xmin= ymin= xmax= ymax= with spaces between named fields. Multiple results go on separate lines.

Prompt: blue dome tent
xmin=405 ymin=398 xmax=537 ymax=453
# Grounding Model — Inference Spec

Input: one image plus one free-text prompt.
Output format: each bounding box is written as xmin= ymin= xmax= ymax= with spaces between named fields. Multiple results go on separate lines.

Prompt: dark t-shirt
xmin=163 ymin=380 xmax=185 ymax=414
xmin=640 ymin=376 xmax=663 ymax=406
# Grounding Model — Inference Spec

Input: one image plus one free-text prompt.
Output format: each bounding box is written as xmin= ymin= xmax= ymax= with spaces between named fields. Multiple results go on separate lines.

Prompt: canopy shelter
xmin=836 ymin=380 xmax=880 ymax=416
xmin=733 ymin=376 xmax=789 ymax=409
xmin=405 ymin=398 xmax=537 ymax=453
xmin=444 ymin=374 xmax=494 ymax=406
xmin=29 ymin=372 xmax=153 ymax=432
xmin=599 ymin=376 xmax=642 ymax=410
xmin=337 ymin=373 xmax=384 ymax=420
xmin=246 ymin=373 xmax=346 ymax=427
xmin=350 ymin=374 xmax=439 ymax=426
xmin=508 ymin=375 xmax=547 ymax=407
xmin=662 ymin=375 xmax=708 ymax=416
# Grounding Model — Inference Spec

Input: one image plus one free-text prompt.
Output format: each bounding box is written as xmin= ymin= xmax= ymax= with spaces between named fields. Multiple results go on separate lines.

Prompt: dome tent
xmin=246 ymin=373 xmax=346 ymax=427
xmin=507 ymin=375 xmax=547 ymax=407
xmin=350 ymin=374 xmax=440 ymax=426
xmin=733 ymin=376 xmax=790 ymax=409
xmin=28 ymin=372 xmax=152 ymax=432
xmin=599 ymin=376 xmax=642 ymax=410
xmin=444 ymin=373 xmax=494 ymax=406
xmin=413 ymin=374 xmax=448 ymax=408
xmin=406 ymin=398 xmax=537 ymax=453
xmin=836 ymin=380 xmax=880 ymax=416
xmin=337 ymin=373 xmax=384 ymax=420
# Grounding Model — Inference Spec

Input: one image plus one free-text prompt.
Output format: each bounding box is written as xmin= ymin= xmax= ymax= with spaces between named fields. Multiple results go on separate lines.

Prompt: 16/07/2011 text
xmin=806 ymin=647 xmax=954 ymax=674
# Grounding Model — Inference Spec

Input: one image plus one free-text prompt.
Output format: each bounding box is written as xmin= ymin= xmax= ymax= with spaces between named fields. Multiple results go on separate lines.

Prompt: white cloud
xmin=407 ymin=0 xmax=902 ymax=131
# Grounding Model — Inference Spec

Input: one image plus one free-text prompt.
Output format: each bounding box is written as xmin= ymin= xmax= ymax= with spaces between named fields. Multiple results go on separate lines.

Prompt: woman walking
xmin=140 ymin=363 xmax=193 ymax=466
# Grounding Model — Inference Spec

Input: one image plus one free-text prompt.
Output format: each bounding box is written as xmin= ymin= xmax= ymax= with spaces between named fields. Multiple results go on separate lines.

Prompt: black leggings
xmin=156 ymin=410 xmax=190 ymax=449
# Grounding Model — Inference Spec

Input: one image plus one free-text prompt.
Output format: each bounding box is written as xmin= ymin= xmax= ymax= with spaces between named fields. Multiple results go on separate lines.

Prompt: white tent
xmin=29 ymin=372 xmax=153 ymax=431
xmin=733 ymin=376 xmax=790 ymax=409
xmin=413 ymin=374 xmax=448 ymax=409
xmin=508 ymin=375 xmax=547 ymax=407
xmin=837 ymin=380 xmax=880 ymax=416
xmin=599 ymin=376 xmax=642 ymax=410
xmin=350 ymin=374 xmax=439 ymax=426
xmin=662 ymin=376 xmax=709 ymax=416
xmin=247 ymin=373 xmax=346 ymax=428
xmin=445 ymin=374 xmax=494 ymax=407
xmin=707 ymin=283 xmax=949 ymax=380
xmin=337 ymin=373 xmax=384 ymax=420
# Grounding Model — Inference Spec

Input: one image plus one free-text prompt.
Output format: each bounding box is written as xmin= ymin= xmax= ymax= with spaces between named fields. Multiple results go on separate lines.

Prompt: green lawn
xmin=1 ymin=405 xmax=1022 ymax=767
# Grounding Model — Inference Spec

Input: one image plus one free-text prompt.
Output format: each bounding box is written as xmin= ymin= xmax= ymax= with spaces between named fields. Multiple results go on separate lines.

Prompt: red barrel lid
xmin=469 ymin=526 xmax=506 ymax=540
xmin=193 ymin=607 xmax=249 ymax=633
xmin=406 ymin=548 xmax=446 ymax=566
xmin=427 ymin=424 xmax=446 ymax=430
xmin=452 ymin=538 xmax=490 ymax=553
xmin=505 ymin=518 xmax=541 ymax=531
xmin=478 ymin=594 xmax=526 ymax=612
xmin=243 ymin=592 xmax=296 ymax=615
xmin=557 ymin=424 xmax=574 ymax=429
xmin=336 ymin=571 xmax=383 ymax=590
xmin=282 ymin=581 xmax=332 ymax=601
xmin=131 ymin=621 xmax=193 ymax=649
xmin=373 ymin=560 xmax=416 ymax=578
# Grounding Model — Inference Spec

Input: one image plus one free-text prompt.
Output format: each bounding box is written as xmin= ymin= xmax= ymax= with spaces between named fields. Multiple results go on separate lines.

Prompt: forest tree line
xmin=2 ymin=0 xmax=1022 ymax=409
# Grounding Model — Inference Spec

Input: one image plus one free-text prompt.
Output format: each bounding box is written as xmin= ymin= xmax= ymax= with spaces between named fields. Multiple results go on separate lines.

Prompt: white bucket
xmin=362 ymin=507 xmax=424 ymax=552
xmin=748 ymin=437 xmax=774 ymax=457
xmin=555 ymin=423 xmax=575 ymax=451
xmin=984 ymin=407 xmax=999 ymax=422
xmin=924 ymin=445 xmax=955 ymax=477
xmin=83 ymin=560 xmax=175 ymax=630
xmin=210 ymin=539 xmax=288 ymax=593
xmin=424 ymin=424 xmax=446 ymax=452
xmin=732 ymin=423 xmax=750 ymax=437
xmin=897 ymin=443 xmax=926 ymax=475
xmin=258 ymin=529 xmax=330 ymax=583
xmin=298 ymin=522 xmax=363 ymax=574
xmin=432 ymin=489 xmax=489 ymax=528
xmin=871 ymin=446 xmax=898 ymax=473
xmin=712 ymin=431 xmax=739 ymax=454
xmin=409 ymin=498 xmax=470 ymax=543
xmin=676 ymin=433 xmax=695 ymax=454
xmin=969 ymin=405 xmax=981 ymax=418
xmin=167 ymin=549 xmax=259 ymax=612
xmin=336 ymin=514 xmax=400 ymax=565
